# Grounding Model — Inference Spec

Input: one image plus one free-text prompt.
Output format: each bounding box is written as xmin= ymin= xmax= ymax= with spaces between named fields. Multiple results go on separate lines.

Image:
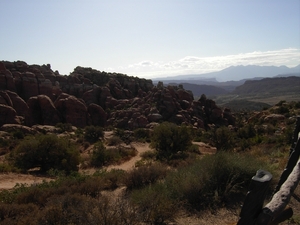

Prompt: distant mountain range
xmin=152 ymin=65 xmax=300 ymax=96
xmin=153 ymin=64 xmax=300 ymax=82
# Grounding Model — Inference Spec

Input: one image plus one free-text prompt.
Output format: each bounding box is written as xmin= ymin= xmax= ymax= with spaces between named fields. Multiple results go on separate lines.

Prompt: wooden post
xmin=256 ymin=159 xmax=300 ymax=225
xmin=237 ymin=170 xmax=272 ymax=225
xmin=237 ymin=116 xmax=300 ymax=225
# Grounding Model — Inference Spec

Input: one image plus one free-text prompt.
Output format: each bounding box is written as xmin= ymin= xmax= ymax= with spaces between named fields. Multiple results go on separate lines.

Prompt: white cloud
xmin=119 ymin=48 xmax=300 ymax=78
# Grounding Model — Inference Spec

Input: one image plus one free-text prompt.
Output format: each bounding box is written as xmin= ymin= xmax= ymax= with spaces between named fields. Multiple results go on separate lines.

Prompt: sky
xmin=1 ymin=0 xmax=300 ymax=79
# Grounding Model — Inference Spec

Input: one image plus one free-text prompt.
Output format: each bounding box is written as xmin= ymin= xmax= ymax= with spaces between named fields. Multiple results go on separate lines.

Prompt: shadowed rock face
xmin=0 ymin=60 xmax=235 ymax=129
xmin=26 ymin=95 xmax=61 ymax=126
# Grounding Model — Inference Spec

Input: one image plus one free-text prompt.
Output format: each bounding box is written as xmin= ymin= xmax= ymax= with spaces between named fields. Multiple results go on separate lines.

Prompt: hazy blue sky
xmin=1 ymin=0 xmax=299 ymax=79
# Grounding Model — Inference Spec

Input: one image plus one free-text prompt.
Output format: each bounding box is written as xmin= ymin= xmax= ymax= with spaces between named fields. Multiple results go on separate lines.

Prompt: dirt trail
xmin=107 ymin=142 xmax=150 ymax=171
xmin=0 ymin=173 xmax=53 ymax=190
xmin=0 ymin=130 xmax=214 ymax=190
xmin=0 ymin=139 xmax=151 ymax=190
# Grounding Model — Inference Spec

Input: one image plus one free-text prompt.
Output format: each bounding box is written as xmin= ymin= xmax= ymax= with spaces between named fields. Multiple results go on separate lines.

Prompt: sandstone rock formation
xmin=0 ymin=60 xmax=235 ymax=129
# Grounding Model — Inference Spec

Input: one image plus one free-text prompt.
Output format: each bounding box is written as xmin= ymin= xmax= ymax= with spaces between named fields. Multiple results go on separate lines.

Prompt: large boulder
xmin=0 ymin=91 xmax=13 ymax=106
xmin=0 ymin=104 xmax=20 ymax=126
xmin=22 ymin=72 xmax=39 ymax=100
xmin=54 ymin=94 xmax=87 ymax=127
xmin=87 ymin=103 xmax=107 ymax=126
xmin=26 ymin=95 xmax=61 ymax=126
xmin=0 ymin=69 xmax=16 ymax=92
xmin=6 ymin=91 xmax=29 ymax=117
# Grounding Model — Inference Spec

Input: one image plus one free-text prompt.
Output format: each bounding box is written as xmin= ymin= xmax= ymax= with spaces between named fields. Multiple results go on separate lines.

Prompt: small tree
xmin=150 ymin=122 xmax=192 ymax=160
xmin=12 ymin=134 xmax=80 ymax=173
xmin=84 ymin=126 xmax=104 ymax=143
xmin=211 ymin=126 xmax=235 ymax=151
xmin=90 ymin=141 xmax=108 ymax=167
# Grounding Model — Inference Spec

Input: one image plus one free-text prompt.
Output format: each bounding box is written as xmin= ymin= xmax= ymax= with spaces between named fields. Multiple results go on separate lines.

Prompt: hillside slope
xmin=232 ymin=76 xmax=300 ymax=95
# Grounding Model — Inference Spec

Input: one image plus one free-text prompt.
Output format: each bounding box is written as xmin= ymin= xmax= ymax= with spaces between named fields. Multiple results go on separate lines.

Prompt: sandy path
xmin=107 ymin=142 xmax=151 ymax=171
xmin=0 ymin=141 xmax=151 ymax=190
xmin=0 ymin=139 xmax=215 ymax=190
xmin=193 ymin=141 xmax=217 ymax=154
xmin=0 ymin=173 xmax=53 ymax=190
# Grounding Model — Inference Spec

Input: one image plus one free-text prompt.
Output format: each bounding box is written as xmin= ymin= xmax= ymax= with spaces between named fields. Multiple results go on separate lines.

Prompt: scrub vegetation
xmin=0 ymin=101 xmax=299 ymax=224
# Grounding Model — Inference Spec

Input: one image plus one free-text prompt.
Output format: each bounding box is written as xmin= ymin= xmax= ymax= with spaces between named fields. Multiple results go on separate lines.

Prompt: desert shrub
xmin=124 ymin=163 xmax=168 ymax=190
xmin=130 ymin=184 xmax=176 ymax=225
xmin=150 ymin=122 xmax=192 ymax=160
xmin=11 ymin=129 xmax=24 ymax=139
xmin=91 ymin=196 xmax=139 ymax=225
xmin=0 ymin=187 xmax=139 ymax=225
xmin=282 ymin=124 xmax=294 ymax=145
xmin=133 ymin=128 xmax=151 ymax=142
xmin=187 ymin=144 xmax=200 ymax=153
xmin=75 ymin=127 xmax=84 ymax=137
xmin=0 ymin=202 xmax=38 ymax=224
xmin=100 ymin=169 xmax=126 ymax=189
xmin=37 ymin=193 xmax=98 ymax=225
xmin=114 ymin=128 xmax=133 ymax=144
xmin=164 ymin=151 xmax=268 ymax=210
xmin=0 ymin=163 xmax=20 ymax=173
xmin=237 ymin=124 xmax=256 ymax=139
xmin=11 ymin=134 xmax=80 ymax=174
xmin=74 ymin=176 xmax=104 ymax=198
xmin=0 ymin=137 xmax=9 ymax=148
xmin=210 ymin=126 xmax=235 ymax=151
xmin=84 ymin=125 xmax=104 ymax=143
xmin=91 ymin=142 xmax=137 ymax=167
xmin=90 ymin=141 xmax=108 ymax=167
xmin=276 ymin=105 xmax=290 ymax=114
xmin=106 ymin=135 xmax=123 ymax=146
xmin=141 ymin=150 xmax=157 ymax=160
xmin=55 ymin=122 xmax=73 ymax=133
xmin=295 ymin=101 xmax=300 ymax=109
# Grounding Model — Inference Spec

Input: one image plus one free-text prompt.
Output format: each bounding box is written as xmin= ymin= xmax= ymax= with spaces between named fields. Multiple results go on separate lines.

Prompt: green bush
xmin=0 ymin=137 xmax=9 ymax=148
xmin=237 ymin=124 xmax=256 ymax=139
xmin=114 ymin=129 xmax=133 ymax=144
xmin=0 ymin=163 xmax=20 ymax=173
xmin=130 ymin=184 xmax=176 ymax=224
xmin=163 ymin=151 xmax=269 ymax=209
xmin=106 ymin=135 xmax=123 ymax=146
xmin=133 ymin=128 xmax=151 ymax=142
xmin=55 ymin=123 xmax=73 ymax=133
xmin=210 ymin=126 xmax=235 ymax=151
xmin=124 ymin=163 xmax=168 ymax=190
xmin=12 ymin=130 xmax=24 ymax=139
xmin=84 ymin=126 xmax=104 ymax=143
xmin=150 ymin=122 xmax=192 ymax=160
xmin=90 ymin=142 xmax=108 ymax=167
xmin=11 ymin=134 xmax=80 ymax=174
xmin=91 ymin=142 xmax=137 ymax=167
xmin=140 ymin=150 xmax=157 ymax=160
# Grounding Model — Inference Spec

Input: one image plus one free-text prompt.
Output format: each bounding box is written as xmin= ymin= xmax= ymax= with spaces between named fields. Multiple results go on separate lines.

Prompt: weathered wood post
xmin=256 ymin=158 xmax=299 ymax=224
xmin=237 ymin=116 xmax=300 ymax=225
xmin=256 ymin=133 xmax=300 ymax=225
xmin=237 ymin=170 xmax=272 ymax=225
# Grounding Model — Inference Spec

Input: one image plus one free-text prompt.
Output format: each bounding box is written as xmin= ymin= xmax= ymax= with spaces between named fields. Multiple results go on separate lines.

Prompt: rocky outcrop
xmin=54 ymin=94 xmax=88 ymax=128
xmin=0 ymin=60 xmax=235 ymax=129
xmin=0 ymin=124 xmax=36 ymax=134
xmin=0 ymin=104 xmax=20 ymax=126
xmin=87 ymin=103 xmax=107 ymax=126
xmin=26 ymin=95 xmax=61 ymax=126
xmin=264 ymin=114 xmax=285 ymax=122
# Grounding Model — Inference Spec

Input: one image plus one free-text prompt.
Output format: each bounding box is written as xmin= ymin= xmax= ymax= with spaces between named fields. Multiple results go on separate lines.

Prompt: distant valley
xmin=153 ymin=64 xmax=300 ymax=110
